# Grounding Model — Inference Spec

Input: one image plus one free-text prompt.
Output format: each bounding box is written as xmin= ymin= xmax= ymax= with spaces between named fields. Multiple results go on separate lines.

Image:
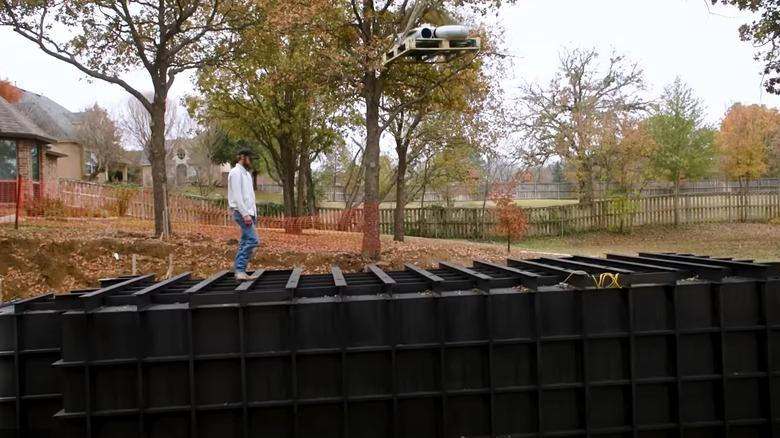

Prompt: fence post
xmin=14 ymin=174 xmax=22 ymax=230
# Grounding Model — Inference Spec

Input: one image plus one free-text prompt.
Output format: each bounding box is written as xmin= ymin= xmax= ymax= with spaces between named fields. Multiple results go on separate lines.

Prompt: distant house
xmin=0 ymin=95 xmax=63 ymax=202
xmin=140 ymin=138 xmax=230 ymax=188
xmin=13 ymin=90 xmax=131 ymax=182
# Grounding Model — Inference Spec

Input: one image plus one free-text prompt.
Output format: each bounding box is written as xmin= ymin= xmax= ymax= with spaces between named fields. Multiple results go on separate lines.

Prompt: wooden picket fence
xmin=30 ymin=181 xmax=780 ymax=239
xmin=316 ymin=192 xmax=780 ymax=239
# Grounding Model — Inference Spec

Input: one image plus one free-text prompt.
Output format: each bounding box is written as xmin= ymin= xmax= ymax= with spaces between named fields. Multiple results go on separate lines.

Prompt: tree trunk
xmin=306 ymin=165 xmax=317 ymax=216
xmin=740 ymin=177 xmax=747 ymax=222
xmin=361 ymin=73 xmax=382 ymax=259
xmin=481 ymin=168 xmax=491 ymax=240
xmin=148 ymin=94 xmax=170 ymax=237
xmin=393 ymin=148 xmax=408 ymax=242
xmin=296 ymin=152 xmax=308 ymax=217
xmin=279 ymin=144 xmax=297 ymax=216
xmin=577 ymin=168 xmax=594 ymax=205
xmin=420 ymin=162 xmax=428 ymax=209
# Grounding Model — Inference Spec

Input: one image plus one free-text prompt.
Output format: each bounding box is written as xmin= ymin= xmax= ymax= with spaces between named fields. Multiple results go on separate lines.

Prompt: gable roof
xmin=0 ymin=95 xmax=57 ymax=143
xmin=13 ymin=89 xmax=81 ymax=142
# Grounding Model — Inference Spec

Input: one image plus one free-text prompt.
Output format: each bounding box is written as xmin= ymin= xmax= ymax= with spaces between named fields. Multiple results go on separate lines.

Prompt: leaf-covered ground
xmin=0 ymin=220 xmax=557 ymax=300
xmin=2 ymin=220 xmax=778 ymax=301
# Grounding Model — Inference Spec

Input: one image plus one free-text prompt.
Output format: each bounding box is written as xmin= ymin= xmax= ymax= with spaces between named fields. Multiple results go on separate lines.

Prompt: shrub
xmin=607 ymin=194 xmax=639 ymax=234
xmin=24 ymin=197 xmax=67 ymax=217
xmin=492 ymin=194 xmax=528 ymax=253
xmin=109 ymin=185 xmax=138 ymax=217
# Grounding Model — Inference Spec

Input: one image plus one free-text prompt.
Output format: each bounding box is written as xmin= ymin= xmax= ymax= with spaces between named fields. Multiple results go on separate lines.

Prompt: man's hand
xmin=243 ymin=215 xmax=253 ymax=225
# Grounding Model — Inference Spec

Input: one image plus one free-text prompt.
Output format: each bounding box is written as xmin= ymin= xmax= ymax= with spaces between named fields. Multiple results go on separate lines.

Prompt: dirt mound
xmin=0 ymin=222 xmax=534 ymax=300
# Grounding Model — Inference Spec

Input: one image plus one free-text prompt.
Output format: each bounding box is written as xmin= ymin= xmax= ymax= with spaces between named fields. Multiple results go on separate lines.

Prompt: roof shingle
xmin=14 ymin=90 xmax=81 ymax=142
xmin=0 ymin=95 xmax=57 ymax=143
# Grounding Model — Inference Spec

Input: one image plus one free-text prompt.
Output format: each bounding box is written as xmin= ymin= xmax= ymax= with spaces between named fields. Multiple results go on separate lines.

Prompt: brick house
xmin=13 ymin=89 xmax=131 ymax=182
xmin=0 ymin=95 xmax=63 ymax=203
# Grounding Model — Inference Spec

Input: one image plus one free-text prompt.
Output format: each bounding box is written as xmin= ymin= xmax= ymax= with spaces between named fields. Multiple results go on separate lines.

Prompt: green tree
xmin=714 ymin=0 xmax=780 ymax=94
xmin=0 ymin=1 xmax=256 ymax=236
xmin=551 ymin=162 xmax=566 ymax=184
xmin=191 ymin=1 xmax=348 ymax=216
xmin=647 ymin=78 xmax=715 ymax=226
xmin=598 ymin=117 xmax=657 ymax=196
xmin=384 ymin=62 xmax=491 ymax=241
xmin=334 ymin=0 xmax=508 ymax=259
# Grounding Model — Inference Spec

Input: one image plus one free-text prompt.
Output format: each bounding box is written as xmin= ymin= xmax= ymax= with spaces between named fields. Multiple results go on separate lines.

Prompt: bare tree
xmin=75 ymin=104 xmax=123 ymax=180
xmin=0 ymin=1 xmax=255 ymax=236
xmin=120 ymin=96 xmax=190 ymax=164
xmin=516 ymin=48 xmax=647 ymax=204
xmin=188 ymin=126 xmax=226 ymax=196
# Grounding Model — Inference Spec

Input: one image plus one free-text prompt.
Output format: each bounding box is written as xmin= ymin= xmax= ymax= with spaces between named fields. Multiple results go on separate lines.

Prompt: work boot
xmin=235 ymin=271 xmax=251 ymax=281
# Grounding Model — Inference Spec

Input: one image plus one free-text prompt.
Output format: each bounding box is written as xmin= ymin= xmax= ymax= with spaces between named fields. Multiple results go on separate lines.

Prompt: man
xmin=227 ymin=148 xmax=260 ymax=280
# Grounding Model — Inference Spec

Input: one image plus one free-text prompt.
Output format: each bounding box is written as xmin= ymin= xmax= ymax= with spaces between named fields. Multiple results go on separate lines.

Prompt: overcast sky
xmin=1 ymin=0 xmax=776 ymax=125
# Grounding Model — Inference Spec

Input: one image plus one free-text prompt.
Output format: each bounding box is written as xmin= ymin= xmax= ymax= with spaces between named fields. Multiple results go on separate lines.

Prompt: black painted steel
xmin=2 ymin=254 xmax=780 ymax=438
xmin=0 ymin=275 xmax=157 ymax=438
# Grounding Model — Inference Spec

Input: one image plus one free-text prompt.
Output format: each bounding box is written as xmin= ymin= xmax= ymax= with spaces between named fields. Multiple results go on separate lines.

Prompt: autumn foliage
xmin=716 ymin=103 xmax=780 ymax=185
xmin=491 ymin=188 xmax=528 ymax=253
xmin=0 ymin=79 xmax=22 ymax=103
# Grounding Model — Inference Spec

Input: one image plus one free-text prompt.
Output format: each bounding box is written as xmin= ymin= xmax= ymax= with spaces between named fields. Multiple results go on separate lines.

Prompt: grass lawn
xmin=175 ymin=185 xmax=578 ymax=209
xmin=318 ymin=199 xmax=579 ymax=209
xmin=174 ymin=186 xmax=284 ymax=203
xmin=516 ymin=222 xmax=780 ymax=262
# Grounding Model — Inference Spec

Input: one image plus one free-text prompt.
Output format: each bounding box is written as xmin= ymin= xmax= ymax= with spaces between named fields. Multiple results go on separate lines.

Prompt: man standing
xmin=227 ymin=148 xmax=259 ymax=280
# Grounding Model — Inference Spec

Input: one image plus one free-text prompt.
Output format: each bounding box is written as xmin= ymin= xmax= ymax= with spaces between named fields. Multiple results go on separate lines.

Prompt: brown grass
xmin=519 ymin=222 xmax=780 ymax=262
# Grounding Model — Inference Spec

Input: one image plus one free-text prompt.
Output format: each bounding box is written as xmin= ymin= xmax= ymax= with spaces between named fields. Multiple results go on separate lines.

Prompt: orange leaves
xmin=716 ymin=103 xmax=780 ymax=182
xmin=491 ymin=189 xmax=528 ymax=253
xmin=0 ymin=79 xmax=22 ymax=103
xmin=1 ymin=218 xmax=547 ymax=299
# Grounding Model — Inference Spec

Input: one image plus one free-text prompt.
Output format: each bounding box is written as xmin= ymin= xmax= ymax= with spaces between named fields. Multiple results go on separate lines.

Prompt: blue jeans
xmin=233 ymin=210 xmax=259 ymax=273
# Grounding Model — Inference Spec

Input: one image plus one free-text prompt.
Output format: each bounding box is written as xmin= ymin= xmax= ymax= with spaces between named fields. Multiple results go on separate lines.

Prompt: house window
xmin=84 ymin=150 xmax=98 ymax=176
xmin=0 ymin=139 xmax=17 ymax=180
xmin=177 ymin=148 xmax=186 ymax=160
xmin=31 ymin=144 xmax=40 ymax=181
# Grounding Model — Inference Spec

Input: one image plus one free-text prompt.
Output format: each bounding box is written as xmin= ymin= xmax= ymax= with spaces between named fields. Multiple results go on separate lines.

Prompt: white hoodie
xmin=227 ymin=163 xmax=257 ymax=217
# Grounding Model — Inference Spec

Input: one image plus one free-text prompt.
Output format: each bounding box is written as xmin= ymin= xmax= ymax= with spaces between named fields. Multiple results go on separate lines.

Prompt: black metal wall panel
xmin=0 ymin=293 xmax=86 ymax=438
xmin=2 ymin=254 xmax=780 ymax=437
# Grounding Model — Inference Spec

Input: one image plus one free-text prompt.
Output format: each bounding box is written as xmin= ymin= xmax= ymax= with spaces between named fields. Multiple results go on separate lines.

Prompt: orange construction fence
xmin=2 ymin=178 xmax=365 ymax=235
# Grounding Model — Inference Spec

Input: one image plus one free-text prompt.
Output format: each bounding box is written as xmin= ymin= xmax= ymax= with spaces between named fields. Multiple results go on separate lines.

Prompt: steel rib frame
xmin=606 ymin=254 xmax=727 ymax=282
